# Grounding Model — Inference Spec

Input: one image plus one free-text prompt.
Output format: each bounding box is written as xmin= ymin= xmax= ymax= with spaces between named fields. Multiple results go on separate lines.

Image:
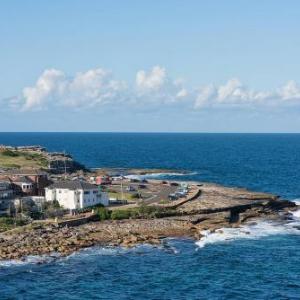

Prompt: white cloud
xmin=22 ymin=69 xmax=65 ymax=110
xmin=194 ymin=84 xmax=216 ymax=108
xmin=134 ymin=66 xmax=188 ymax=106
xmin=20 ymin=68 xmax=127 ymax=110
xmin=18 ymin=66 xmax=185 ymax=111
xmin=176 ymin=88 xmax=188 ymax=98
xmin=136 ymin=66 xmax=166 ymax=91
xmin=279 ymin=80 xmax=300 ymax=101
xmin=6 ymin=66 xmax=300 ymax=112
xmin=194 ymin=78 xmax=300 ymax=109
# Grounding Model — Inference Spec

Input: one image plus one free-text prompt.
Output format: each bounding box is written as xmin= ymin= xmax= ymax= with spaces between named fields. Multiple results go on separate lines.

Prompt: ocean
xmin=0 ymin=133 xmax=300 ymax=299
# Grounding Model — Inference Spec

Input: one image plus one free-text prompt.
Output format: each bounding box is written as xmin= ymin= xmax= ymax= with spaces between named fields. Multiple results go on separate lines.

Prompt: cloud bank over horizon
xmin=3 ymin=66 xmax=300 ymax=113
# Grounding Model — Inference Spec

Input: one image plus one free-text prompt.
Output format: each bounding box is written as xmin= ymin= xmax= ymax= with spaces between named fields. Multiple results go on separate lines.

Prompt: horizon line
xmin=1 ymin=131 xmax=300 ymax=134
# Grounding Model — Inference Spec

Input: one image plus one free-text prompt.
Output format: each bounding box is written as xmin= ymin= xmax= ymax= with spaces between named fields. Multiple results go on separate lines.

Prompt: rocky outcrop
xmin=0 ymin=186 xmax=297 ymax=261
xmin=0 ymin=218 xmax=191 ymax=260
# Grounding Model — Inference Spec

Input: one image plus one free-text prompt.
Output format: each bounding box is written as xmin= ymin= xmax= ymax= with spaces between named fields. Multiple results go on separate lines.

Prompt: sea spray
xmin=196 ymin=205 xmax=300 ymax=248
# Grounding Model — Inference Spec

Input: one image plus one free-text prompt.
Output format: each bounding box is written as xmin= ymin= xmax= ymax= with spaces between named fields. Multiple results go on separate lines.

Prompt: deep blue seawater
xmin=0 ymin=133 xmax=300 ymax=299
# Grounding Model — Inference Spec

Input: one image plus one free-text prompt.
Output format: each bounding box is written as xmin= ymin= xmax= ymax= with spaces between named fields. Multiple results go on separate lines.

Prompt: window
xmin=93 ymin=191 xmax=98 ymax=194
xmin=84 ymin=191 xmax=89 ymax=195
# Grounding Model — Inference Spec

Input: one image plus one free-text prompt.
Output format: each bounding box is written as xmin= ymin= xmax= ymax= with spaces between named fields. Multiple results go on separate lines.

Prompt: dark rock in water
xmin=283 ymin=215 xmax=295 ymax=221
xmin=247 ymin=222 xmax=258 ymax=226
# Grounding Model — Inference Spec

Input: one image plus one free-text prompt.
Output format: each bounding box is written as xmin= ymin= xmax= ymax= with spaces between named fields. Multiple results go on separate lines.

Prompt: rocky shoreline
xmin=0 ymin=189 xmax=297 ymax=261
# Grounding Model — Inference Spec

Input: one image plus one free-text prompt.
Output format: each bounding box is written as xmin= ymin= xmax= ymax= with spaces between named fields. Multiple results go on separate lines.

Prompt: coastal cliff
xmin=0 ymin=145 xmax=86 ymax=173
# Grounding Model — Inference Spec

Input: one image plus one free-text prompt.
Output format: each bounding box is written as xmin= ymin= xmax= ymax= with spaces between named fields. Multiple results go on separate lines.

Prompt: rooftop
xmin=47 ymin=180 xmax=98 ymax=191
xmin=13 ymin=176 xmax=34 ymax=184
xmin=3 ymin=169 xmax=48 ymax=176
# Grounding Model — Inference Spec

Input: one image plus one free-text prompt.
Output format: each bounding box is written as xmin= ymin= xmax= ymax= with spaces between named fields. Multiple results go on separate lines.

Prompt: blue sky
xmin=1 ymin=0 xmax=300 ymax=132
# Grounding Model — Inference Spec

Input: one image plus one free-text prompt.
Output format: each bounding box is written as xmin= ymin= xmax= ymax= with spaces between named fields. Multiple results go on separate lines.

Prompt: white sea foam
xmin=0 ymin=253 xmax=60 ymax=268
xmin=0 ymin=244 xmax=168 ymax=268
xmin=291 ymin=199 xmax=300 ymax=218
xmin=196 ymin=204 xmax=300 ymax=248
xmin=72 ymin=246 xmax=127 ymax=257
xmin=125 ymin=171 xmax=197 ymax=180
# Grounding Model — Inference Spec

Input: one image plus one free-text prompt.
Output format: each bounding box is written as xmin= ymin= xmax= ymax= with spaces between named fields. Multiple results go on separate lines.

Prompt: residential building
xmin=12 ymin=176 xmax=35 ymax=195
xmin=45 ymin=180 xmax=109 ymax=210
xmin=95 ymin=175 xmax=112 ymax=185
xmin=0 ymin=169 xmax=49 ymax=196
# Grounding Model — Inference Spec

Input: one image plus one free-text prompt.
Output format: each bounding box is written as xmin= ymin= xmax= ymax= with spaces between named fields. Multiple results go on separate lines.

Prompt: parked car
xmin=130 ymin=178 xmax=140 ymax=183
xmin=168 ymin=193 xmax=178 ymax=200
xmin=126 ymin=185 xmax=136 ymax=192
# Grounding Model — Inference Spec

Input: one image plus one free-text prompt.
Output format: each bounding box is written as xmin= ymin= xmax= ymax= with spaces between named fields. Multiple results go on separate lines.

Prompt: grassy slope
xmin=0 ymin=150 xmax=48 ymax=169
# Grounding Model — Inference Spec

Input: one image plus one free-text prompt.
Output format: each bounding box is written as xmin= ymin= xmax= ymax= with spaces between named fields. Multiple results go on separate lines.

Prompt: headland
xmin=0 ymin=145 xmax=298 ymax=261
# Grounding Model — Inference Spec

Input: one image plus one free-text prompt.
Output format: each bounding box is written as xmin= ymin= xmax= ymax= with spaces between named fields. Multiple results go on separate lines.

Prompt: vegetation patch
xmin=0 ymin=149 xmax=48 ymax=169
xmin=109 ymin=192 xmax=138 ymax=201
xmin=0 ymin=217 xmax=27 ymax=232
xmin=109 ymin=204 xmax=178 ymax=221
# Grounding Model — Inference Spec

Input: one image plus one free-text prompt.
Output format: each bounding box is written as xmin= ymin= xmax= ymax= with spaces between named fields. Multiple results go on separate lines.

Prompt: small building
xmin=95 ymin=175 xmax=112 ymax=185
xmin=0 ymin=169 xmax=49 ymax=196
xmin=45 ymin=180 xmax=109 ymax=210
xmin=12 ymin=176 xmax=35 ymax=195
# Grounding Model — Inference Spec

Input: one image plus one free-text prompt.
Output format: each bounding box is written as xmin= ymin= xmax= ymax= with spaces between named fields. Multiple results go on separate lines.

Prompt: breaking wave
xmin=125 ymin=171 xmax=197 ymax=180
xmin=0 ymin=242 xmax=179 ymax=268
xmin=0 ymin=253 xmax=61 ymax=268
xmin=196 ymin=203 xmax=300 ymax=248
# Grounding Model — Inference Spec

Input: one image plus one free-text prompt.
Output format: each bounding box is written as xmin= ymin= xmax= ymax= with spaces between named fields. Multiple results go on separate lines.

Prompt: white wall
xmin=56 ymin=189 xmax=78 ymax=210
xmin=45 ymin=188 xmax=55 ymax=201
xmin=99 ymin=192 xmax=109 ymax=206
xmin=81 ymin=189 xmax=109 ymax=208
xmin=45 ymin=188 xmax=109 ymax=209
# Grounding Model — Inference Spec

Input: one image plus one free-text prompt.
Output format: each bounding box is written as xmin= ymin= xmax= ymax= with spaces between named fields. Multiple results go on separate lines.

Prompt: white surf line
xmin=196 ymin=204 xmax=300 ymax=248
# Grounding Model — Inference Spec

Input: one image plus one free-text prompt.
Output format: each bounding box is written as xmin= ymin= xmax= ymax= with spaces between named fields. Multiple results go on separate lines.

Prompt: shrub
xmin=109 ymin=205 xmax=177 ymax=220
xmin=77 ymin=203 xmax=104 ymax=214
xmin=130 ymin=193 xmax=140 ymax=199
xmin=1 ymin=150 xmax=19 ymax=157
xmin=137 ymin=203 xmax=178 ymax=218
xmin=0 ymin=217 xmax=14 ymax=225
xmin=0 ymin=216 xmax=28 ymax=231
xmin=42 ymin=200 xmax=65 ymax=219
xmin=96 ymin=207 xmax=110 ymax=221
xmin=43 ymin=200 xmax=60 ymax=210
xmin=52 ymin=200 xmax=60 ymax=208
xmin=137 ymin=203 xmax=156 ymax=218
xmin=43 ymin=207 xmax=65 ymax=219
xmin=111 ymin=209 xmax=132 ymax=220
xmin=30 ymin=211 xmax=44 ymax=220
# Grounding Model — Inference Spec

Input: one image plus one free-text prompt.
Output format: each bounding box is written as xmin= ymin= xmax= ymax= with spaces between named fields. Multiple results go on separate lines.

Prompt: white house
xmin=45 ymin=180 xmax=109 ymax=210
